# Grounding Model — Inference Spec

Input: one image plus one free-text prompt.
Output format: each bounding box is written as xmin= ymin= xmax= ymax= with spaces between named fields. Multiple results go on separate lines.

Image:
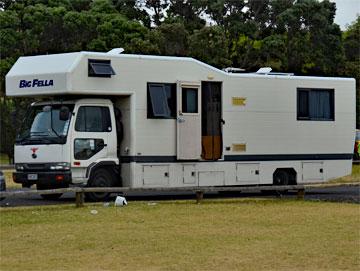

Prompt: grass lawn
xmin=0 ymin=199 xmax=359 ymax=271
xmin=2 ymin=170 xmax=21 ymax=189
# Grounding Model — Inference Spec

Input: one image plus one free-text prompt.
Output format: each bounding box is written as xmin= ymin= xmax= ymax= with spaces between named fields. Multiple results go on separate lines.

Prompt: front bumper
xmin=13 ymin=171 xmax=72 ymax=188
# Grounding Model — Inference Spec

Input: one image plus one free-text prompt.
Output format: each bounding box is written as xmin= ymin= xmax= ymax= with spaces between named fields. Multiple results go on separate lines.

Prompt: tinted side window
xmin=182 ymin=88 xmax=198 ymax=113
xmin=147 ymin=83 xmax=176 ymax=119
xmin=88 ymin=59 xmax=115 ymax=78
xmin=75 ymin=106 xmax=112 ymax=132
xmin=297 ymin=88 xmax=334 ymax=121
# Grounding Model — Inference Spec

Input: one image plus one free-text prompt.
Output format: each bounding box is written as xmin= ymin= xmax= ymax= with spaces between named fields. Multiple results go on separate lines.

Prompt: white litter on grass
xmin=103 ymin=202 xmax=110 ymax=207
xmin=115 ymin=196 xmax=127 ymax=206
xmin=90 ymin=209 xmax=98 ymax=215
xmin=147 ymin=202 xmax=157 ymax=206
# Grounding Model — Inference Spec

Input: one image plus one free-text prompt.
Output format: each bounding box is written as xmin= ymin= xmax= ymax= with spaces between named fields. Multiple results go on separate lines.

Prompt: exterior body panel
xmin=6 ymin=51 xmax=355 ymax=190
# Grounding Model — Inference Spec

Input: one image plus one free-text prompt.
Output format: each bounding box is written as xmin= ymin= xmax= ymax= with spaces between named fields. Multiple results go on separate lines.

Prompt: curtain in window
xmin=298 ymin=90 xmax=309 ymax=118
xmin=309 ymin=90 xmax=331 ymax=119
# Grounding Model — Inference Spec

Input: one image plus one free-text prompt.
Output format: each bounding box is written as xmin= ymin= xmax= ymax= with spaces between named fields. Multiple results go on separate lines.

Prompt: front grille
xmin=26 ymin=163 xmax=46 ymax=169
xmin=23 ymin=163 xmax=49 ymax=171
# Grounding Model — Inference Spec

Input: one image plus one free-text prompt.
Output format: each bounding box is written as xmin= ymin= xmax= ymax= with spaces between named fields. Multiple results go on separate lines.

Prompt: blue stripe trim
xmin=120 ymin=153 xmax=353 ymax=163
xmin=224 ymin=154 xmax=353 ymax=161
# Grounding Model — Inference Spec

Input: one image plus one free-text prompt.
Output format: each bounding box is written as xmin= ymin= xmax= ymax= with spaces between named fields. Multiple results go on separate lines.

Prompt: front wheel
xmin=85 ymin=168 xmax=114 ymax=202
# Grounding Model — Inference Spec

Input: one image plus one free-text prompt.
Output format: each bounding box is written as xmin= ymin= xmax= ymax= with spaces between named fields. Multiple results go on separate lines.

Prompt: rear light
xmin=13 ymin=173 xmax=16 ymax=182
xmin=55 ymin=175 xmax=64 ymax=182
xmin=74 ymin=161 xmax=80 ymax=166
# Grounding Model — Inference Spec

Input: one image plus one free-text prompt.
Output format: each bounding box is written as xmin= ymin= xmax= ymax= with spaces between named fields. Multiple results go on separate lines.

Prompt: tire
xmin=37 ymin=184 xmax=63 ymax=200
xmin=85 ymin=168 xmax=114 ymax=202
xmin=273 ymin=170 xmax=290 ymax=186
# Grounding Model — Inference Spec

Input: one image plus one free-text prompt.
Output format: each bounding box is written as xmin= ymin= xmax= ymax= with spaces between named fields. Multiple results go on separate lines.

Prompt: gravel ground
xmin=1 ymin=185 xmax=359 ymax=208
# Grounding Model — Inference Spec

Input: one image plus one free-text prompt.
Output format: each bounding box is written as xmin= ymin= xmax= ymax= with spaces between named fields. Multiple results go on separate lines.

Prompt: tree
xmin=0 ymin=0 xmax=155 ymax=160
xmin=141 ymin=0 xmax=169 ymax=26
xmin=277 ymin=0 xmax=344 ymax=75
xmin=112 ymin=0 xmax=151 ymax=27
xmin=0 ymin=0 xmax=359 ymax=159
xmin=343 ymin=16 xmax=360 ymax=128
xmin=152 ymin=22 xmax=189 ymax=56
xmin=0 ymin=97 xmax=30 ymax=163
xmin=167 ymin=0 xmax=205 ymax=32
xmin=188 ymin=26 xmax=231 ymax=68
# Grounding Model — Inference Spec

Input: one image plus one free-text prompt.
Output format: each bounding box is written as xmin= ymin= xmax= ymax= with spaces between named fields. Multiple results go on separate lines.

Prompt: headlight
xmin=15 ymin=164 xmax=24 ymax=171
xmin=50 ymin=162 xmax=70 ymax=171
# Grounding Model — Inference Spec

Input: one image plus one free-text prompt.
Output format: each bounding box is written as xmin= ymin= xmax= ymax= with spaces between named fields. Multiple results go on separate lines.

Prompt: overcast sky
xmin=331 ymin=0 xmax=360 ymax=29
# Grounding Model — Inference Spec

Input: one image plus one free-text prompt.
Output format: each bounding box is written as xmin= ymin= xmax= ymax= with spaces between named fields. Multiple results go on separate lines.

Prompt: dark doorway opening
xmin=201 ymin=82 xmax=223 ymax=160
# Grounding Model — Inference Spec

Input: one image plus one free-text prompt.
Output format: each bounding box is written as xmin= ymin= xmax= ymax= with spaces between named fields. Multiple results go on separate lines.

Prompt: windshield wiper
xmin=30 ymin=131 xmax=51 ymax=136
xmin=50 ymin=103 xmax=63 ymax=139
xmin=16 ymin=134 xmax=30 ymax=143
xmin=17 ymin=137 xmax=53 ymax=145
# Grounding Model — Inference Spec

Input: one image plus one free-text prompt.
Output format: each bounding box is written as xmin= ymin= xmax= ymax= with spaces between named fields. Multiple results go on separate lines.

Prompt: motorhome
xmin=5 ymin=50 xmax=356 ymax=200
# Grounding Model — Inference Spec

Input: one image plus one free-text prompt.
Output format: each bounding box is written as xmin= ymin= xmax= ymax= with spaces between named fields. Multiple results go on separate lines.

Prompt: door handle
xmin=177 ymin=118 xmax=185 ymax=123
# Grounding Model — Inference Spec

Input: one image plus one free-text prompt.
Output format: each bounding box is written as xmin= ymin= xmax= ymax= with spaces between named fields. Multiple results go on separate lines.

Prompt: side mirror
xmin=59 ymin=106 xmax=70 ymax=121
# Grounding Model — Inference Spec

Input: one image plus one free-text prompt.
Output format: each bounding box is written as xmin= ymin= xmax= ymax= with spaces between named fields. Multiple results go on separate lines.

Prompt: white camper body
xmin=6 ymin=51 xmax=355 ymax=197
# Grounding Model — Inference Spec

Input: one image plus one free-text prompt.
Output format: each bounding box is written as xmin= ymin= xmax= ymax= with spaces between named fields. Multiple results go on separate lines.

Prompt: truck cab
xmin=13 ymin=98 xmax=121 ymax=200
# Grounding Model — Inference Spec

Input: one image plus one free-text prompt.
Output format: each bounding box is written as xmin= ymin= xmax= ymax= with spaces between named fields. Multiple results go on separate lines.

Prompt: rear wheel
xmin=85 ymin=168 xmax=114 ymax=202
xmin=270 ymin=170 xmax=291 ymax=195
xmin=273 ymin=170 xmax=290 ymax=186
xmin=37 ymin=184 xmax=63 ymax=200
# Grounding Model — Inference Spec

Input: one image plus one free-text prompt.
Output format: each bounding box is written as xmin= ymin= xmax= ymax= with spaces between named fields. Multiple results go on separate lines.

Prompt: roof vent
xmin=256 ymin=67 xmax=272 ymax=74
xmin=255 ymin=67 xmax=294 ymax=76
xmin=107 ymin=48 xmax=125 ymax=54
xmin=223 ymin=67 xmax=246 ymax=73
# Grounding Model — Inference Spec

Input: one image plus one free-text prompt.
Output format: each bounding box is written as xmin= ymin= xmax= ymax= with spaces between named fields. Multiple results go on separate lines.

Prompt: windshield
xmin=16 ymin=104 xmax=74 ymax=145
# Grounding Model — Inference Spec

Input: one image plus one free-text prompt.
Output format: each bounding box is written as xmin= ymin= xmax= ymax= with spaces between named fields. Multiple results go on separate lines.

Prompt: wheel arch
xmin=273 ymin=168 xmax=297 ymax=185
xmin=86 ymin=161 xmax=120 ymax=184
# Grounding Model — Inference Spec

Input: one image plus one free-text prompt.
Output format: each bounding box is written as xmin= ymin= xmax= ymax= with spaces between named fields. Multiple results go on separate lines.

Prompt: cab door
xmin=177 ymin=82 xmax=201 ymax=160
xmin=71 ymin=104 xmax=114 ymax=183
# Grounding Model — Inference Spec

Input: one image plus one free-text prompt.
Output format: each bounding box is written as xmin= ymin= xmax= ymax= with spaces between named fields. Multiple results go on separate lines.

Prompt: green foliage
xmin=152 ymin=23 xmax=189 ymax=56
xmin=0 ymin=0 xmax=359 ymax=157
xmin=189 ymin=26 xmax=232 ymax=68
xmin=342 ymin=17 xmax=360 ymax=128
xmin=167 ymin=0 xmax=205 ymax=32
xmin=0 ymin=97 xmax=30 ymax=162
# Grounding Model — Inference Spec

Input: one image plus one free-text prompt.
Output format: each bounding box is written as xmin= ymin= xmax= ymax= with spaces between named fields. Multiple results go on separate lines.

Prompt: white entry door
xmin=177 ymin=82 xmax=201 ymax=160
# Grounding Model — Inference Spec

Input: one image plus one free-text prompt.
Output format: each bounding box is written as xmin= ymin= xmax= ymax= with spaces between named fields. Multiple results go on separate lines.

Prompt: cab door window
xmin=74 ymin=138 xmax=105 ymax=160
xmin=75 ymin=106 xmax=112 ymax=132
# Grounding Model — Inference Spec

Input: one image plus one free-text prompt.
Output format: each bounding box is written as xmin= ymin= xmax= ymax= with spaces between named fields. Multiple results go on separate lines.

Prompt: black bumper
xmin=13 ymin=171 xmax=72 ymax=188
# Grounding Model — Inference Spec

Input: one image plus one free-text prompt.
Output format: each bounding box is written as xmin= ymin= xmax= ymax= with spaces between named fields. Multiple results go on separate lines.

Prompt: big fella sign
xmin=19 ymin=79 xmax=54 ymax=88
